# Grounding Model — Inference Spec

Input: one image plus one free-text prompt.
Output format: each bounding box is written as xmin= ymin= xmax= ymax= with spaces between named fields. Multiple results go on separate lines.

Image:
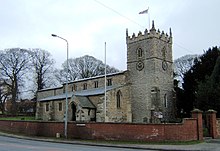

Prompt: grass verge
xmin=0 ymin=116 xmax=36 ymax=121
xmin=70 ymin=139 xmax=203 ymax=145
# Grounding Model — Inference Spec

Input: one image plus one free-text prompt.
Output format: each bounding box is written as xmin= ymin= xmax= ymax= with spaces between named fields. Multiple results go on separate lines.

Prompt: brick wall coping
xmin=0 ymin=118 xmax=197 ymax=125
xmin=206 ymin=109 xmax=217 ymax=113
xmin=191 ymin=109 xmax=203 ymax=113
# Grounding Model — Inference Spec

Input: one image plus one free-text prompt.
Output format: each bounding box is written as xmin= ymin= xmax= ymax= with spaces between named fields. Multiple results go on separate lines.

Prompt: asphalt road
xmin=0 ymin=135 xmax=152 ymax=151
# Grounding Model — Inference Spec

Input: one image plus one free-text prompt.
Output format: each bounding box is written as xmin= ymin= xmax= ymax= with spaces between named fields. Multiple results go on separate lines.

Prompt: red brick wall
xmin=217 ymin=119 xmax=220 ymax=138
xmin=0 ymin=120 xmax=64 ymax=137
xmin=164 ymin=119 xmax=198 ymax=141
xmin=0 ymin=118 xmax=201 ymax=142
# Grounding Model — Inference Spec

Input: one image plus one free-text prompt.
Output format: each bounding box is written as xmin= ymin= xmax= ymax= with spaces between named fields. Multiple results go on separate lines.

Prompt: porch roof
xmin=77 ymin=96 xmax=95 ymax=109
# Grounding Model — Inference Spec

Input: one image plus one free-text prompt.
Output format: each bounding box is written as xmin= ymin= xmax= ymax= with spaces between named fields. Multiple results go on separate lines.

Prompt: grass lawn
xmin=0 ymin=116 xmax=36 ymax=121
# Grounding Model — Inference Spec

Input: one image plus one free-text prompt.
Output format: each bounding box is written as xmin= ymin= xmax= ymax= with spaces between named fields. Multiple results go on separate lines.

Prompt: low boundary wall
xmin=0 ymin=118 xmax=202 ymax=142
xmin=216 ymin=118 xmax=220 ymax=137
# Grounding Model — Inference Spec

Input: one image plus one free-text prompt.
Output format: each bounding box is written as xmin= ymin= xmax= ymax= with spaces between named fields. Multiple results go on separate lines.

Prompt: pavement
xmin=0 ymin=132 xmax=220 ymax=151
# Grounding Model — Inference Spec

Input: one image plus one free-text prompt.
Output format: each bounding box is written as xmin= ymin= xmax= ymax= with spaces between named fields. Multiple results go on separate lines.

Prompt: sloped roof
xmin=77 ymin=96 xmax=95 ymax=109
xmin=38 ymin=71 xmax=127 ymax=92
xmin=75 ymin=85 xmax=121 ymax=96
xmin=38 ymin=85 xmax=122 ymax=102
xmin=68 ymin=71 xmax=126 ymax=84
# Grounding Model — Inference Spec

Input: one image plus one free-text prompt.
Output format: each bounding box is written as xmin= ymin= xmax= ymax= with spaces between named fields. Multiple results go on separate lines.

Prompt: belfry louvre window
xmin=116 ymin=90 xmax=122 ymax=108
xmin=107 ymin=79 xmax=112 ymax=86
xmin=137 ymin=47 xmax=143 ymax=58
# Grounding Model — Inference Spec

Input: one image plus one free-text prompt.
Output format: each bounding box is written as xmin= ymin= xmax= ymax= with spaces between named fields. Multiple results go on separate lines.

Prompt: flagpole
xmin=148 ymin=7 xmax=150 ymax=29
xmin=104 ymin=42 xmax=107 ymax=122
xmin=139 ymin=7 xmax=150 ymax=29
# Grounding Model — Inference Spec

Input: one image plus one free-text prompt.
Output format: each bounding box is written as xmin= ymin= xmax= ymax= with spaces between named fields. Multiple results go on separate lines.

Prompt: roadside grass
xmin=0 ymin=116 xmax=36 ymax=121
xmin=79 ymin=139 xmax=202 ymax=145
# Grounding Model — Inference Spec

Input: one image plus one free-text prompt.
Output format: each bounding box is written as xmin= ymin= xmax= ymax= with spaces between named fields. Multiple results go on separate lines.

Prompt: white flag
xmin=139 ymin=8 xmax=149 ymax=14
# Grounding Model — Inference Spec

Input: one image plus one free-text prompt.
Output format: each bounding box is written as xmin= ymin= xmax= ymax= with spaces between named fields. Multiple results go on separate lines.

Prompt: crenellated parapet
xmin=126 ymin=20 xmax=172 ymax=44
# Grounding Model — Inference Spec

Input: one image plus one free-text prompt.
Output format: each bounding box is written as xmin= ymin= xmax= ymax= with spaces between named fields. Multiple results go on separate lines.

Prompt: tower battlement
xmin=126 ymin=21 xmax=172 ymax=44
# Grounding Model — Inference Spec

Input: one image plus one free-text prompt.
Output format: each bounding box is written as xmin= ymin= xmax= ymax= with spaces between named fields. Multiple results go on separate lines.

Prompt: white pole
xmin=148 ymin=7 xmax=150 ymax=29
xmin=104 ymin=42 xmax=107 ymax=122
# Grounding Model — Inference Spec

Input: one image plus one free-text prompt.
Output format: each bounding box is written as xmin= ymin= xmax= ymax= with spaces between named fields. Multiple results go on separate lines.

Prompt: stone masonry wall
xmin=126 ymin=23 xmax=173 ymax=123
xmin=105 ymin=85 xmax=132 ymax=122
xmin=36 ymin=72 xmax=127 ymax=122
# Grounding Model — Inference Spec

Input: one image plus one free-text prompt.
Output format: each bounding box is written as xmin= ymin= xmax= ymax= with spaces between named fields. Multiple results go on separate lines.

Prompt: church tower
xmin=126 ymin=21 xmax=174 ymax=123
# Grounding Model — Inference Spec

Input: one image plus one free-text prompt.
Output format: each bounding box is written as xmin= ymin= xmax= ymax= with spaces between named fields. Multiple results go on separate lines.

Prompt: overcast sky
xmin=1 ymin=0 xmax=220 ymax=70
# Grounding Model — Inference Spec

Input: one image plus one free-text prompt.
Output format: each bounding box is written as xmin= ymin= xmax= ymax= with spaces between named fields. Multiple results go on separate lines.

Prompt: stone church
xmin=36 ymin=21 xmax=175 ymax=123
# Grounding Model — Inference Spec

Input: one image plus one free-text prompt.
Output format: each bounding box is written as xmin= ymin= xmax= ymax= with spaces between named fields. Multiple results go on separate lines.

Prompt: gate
xmin=203 ymin=110 xmax=218 ymax=138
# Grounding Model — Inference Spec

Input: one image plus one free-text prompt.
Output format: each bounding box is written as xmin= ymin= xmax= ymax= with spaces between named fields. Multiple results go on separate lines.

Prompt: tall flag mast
xmin=139 ymin=7 xmax=150 ymax=29
xmin=104 ymin=42 xmax=107 ymax=122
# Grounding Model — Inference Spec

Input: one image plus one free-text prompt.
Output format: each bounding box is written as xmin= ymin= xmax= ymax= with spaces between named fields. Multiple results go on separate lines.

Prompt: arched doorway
xmin=71 ymin=103 xmax=76 ymax=121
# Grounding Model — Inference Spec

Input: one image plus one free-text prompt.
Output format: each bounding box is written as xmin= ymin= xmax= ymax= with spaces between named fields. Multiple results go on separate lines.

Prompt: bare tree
xmin=0 ymin=79 xmax=11 ymax=114
xmin=174 ymin=55 xmax=198 ymax=85
xmin=30 ymin=48 xmax=55 ymax=92
xmin=55 ymin=55 xmax=120 ymax=84
xmin=0 ymin=48 xmax=31 ymax=114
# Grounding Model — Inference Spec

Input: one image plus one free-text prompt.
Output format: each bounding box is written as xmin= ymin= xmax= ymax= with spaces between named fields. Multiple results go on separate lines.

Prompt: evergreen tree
xmin=196 ymin=57 xmax=220 ymax=116
xmin=174 ymin=80 xmax=187 ymax=118
xmin=182 ymin=46 xmax=220 ymax=116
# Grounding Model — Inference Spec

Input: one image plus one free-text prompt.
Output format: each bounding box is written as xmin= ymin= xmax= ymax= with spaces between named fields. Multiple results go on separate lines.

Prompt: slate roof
xmin=77 ymin=96 xmax=95 ymax=109
xmin=38 ymin=85 xmax=122 ymax=102
xmin=68 ymin=71 xmax=126 ymax=84
xmin=38 ymin=71 xmax=126 ymax=92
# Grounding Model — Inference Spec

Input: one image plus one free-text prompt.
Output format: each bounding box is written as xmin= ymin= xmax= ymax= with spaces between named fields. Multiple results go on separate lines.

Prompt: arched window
xmin=116 ymin=90 xmax=122 ymax=108
xmin=137 ymin=47 xmax=143 ymax=58
xmin=162 ymin=46 xmax=166 ymax=59
xmin=72 ymin=84 xmax=77 ymax=91
xmin=83 ymin=83 xmax=87 ymax=90
xmin=94 ymin=81 xmax=98 ymax=88
xmin=107 ymin=79 xmax=112 ymax=86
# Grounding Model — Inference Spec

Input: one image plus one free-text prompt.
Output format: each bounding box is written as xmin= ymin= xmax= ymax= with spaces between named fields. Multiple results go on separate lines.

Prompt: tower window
xmin=107 ymin=79 xmax=112 ymax=86
xmin=94 ymin=81 xmax=98 ymax=88
xmin=164 ymin=94 xmax=168 ymax=108
xmin=116 ymin=90 xmax=122 ymax=108
xmin=137 ymin=47 xmax=143 ymax=58
xmin=83 ymin=83 xmax=87 ymax=90
xmin=162 ymin=46 xmax=166 ymax=59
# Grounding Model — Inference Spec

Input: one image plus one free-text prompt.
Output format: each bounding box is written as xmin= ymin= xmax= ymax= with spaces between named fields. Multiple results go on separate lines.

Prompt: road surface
xmin=0 ymin=135 xmax=152 ymax=151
